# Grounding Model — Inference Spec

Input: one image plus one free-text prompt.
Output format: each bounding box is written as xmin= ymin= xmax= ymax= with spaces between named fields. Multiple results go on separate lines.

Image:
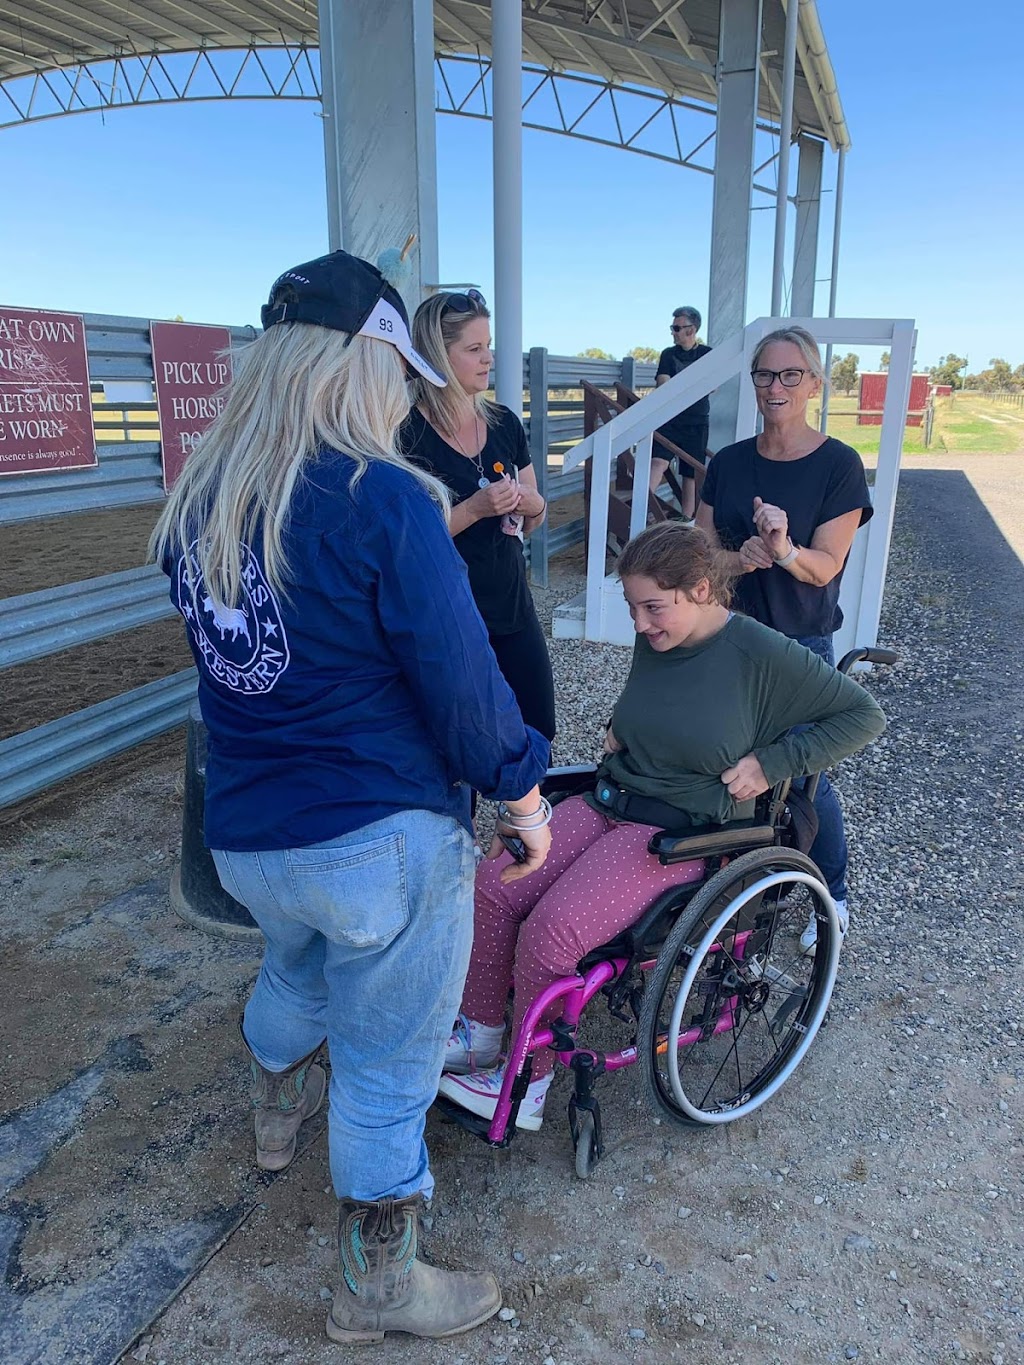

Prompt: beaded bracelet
xmin=496 ymin=796 xmax=553 ymax=830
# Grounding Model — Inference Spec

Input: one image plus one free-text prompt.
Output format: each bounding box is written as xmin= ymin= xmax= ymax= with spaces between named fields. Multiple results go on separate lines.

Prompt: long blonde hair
xmin=409 ymin=293 xmax=499 ymax=436
xmin=149 ymin=322 xmax=450 ymax=609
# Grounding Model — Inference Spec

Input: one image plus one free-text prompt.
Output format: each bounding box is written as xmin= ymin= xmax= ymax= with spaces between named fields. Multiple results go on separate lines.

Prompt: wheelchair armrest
xmin=648 ymin=821 xmax=776 ymax=865
xmin=541 ymin=764 xmax=598 ymax=801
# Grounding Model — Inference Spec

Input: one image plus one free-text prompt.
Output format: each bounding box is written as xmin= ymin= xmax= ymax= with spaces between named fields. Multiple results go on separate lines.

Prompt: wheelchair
xmin=435 ymin=645 xmax=896 ymax=1178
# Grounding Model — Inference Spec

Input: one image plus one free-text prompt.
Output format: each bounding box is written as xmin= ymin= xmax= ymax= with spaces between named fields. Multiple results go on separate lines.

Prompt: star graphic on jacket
xmin=262 ymin=619 xmax=278 ymax=638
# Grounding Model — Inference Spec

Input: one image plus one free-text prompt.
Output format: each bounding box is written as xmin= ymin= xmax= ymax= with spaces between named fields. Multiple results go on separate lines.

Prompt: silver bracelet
xmin=497 ymin=796 xmax=553 ymax=830
xmin=774 ymin=540 xmax=800 ymax=568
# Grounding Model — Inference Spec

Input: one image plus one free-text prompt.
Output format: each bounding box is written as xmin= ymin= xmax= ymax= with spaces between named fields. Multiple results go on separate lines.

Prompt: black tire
xmin=573 ymin=1109 xmax=598 ymax=1180
xmin=638 ymin=846 xmax=840 ymax=1128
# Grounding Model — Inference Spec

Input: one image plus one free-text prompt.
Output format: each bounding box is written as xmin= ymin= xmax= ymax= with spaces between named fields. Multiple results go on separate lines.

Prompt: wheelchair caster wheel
xmin=573 ymin=1109 xmax=598 ymax=1180
xmin=569 ymin=1094 xmax=603 ymax=1180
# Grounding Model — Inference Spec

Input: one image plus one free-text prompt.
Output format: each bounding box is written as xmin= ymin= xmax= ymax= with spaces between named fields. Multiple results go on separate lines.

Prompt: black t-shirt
xmin=655 ymin=343 xmax=713 ymax=424
xmin=700 ymin=436 xmax=873 ymax=638
xmin=400 ymin=405 xmax=533 ymax=636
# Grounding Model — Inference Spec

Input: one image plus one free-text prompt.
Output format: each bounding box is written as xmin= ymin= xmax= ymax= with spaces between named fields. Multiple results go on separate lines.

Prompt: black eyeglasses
xmin=671 ymin=323 xmax=695 ymax=334
xmin=751 ymin=367 xmax=808 ymax=388
xmin=441 ymin=288 xmax=486 ymax=316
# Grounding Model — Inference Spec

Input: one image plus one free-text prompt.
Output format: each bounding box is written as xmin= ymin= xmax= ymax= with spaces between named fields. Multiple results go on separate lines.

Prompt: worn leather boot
xmin=326 ymin=1194 xmax=501 ymax=1343
xmin=239 ymin=1021 xmax=326 ymax=1171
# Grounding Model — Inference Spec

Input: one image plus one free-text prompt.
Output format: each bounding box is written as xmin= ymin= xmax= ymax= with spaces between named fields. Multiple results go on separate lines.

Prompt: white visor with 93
xmin=357 ymin=298 xmax=446 ymax=388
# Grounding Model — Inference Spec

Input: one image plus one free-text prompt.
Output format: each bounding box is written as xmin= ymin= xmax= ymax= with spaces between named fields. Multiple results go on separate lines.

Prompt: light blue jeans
xmin=213 ymin=809 xmax=475 ymax=1203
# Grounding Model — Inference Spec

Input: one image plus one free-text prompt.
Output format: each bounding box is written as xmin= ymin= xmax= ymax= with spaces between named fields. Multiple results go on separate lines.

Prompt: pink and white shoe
xmin=437 ymin=1064 xmax=552 ymax=1132
xmin=443 ymin=1015 xmax=503 ymax=1075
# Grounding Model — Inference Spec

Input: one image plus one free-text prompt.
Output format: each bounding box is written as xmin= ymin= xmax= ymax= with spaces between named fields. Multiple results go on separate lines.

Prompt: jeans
xmin=794 ymin=634 xmax=848 ymax=902
xmin=212 ymin=809 xmax=475 ymax=1203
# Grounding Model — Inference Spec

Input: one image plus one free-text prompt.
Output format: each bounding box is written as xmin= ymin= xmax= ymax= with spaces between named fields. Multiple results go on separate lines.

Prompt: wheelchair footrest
xmin=433 ymin=1094 xmax=514 ymax=1148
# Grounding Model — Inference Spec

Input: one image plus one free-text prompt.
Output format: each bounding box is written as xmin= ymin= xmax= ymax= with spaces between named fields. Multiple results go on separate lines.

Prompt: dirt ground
xmin=1 ymin=455 xmax=1022 ymax=1365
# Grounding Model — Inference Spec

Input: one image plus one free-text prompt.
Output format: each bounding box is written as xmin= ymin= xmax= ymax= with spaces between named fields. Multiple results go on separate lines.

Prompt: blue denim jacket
xmin=165 ymin=449 xmax=550 ymax=851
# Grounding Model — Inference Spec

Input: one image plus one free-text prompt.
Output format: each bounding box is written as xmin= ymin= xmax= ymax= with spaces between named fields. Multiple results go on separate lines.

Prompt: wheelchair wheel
xmin=639 ymin=847 xmax=840 ymax=1127
xmin=573 ymin=1109 xmax=598 ymax=1180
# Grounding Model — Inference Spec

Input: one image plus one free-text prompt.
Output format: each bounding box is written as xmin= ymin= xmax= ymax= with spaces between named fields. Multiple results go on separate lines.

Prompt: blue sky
xmin=2 ymin=0 xmax=1020 ymax=372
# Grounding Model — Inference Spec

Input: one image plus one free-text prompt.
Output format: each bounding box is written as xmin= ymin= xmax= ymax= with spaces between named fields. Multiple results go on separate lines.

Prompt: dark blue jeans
xmin=794 ymin=634 xmax=848 ymax=903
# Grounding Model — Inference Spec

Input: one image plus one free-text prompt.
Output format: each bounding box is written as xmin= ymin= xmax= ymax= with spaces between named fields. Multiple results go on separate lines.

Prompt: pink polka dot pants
xmin=461 ymin=796 xmax=704 ymax=1079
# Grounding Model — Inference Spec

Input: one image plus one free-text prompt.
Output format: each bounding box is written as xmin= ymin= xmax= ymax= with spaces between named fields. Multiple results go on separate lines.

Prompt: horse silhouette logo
xmin=201 ymin=595 xmax=252 ymax=646
xmin=177 ymin=542 xmax=290 ymax=694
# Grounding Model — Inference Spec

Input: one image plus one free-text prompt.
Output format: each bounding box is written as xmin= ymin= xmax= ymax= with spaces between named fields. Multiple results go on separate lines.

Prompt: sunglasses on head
xmin=441 ymin=288 xmax=487 ymax=316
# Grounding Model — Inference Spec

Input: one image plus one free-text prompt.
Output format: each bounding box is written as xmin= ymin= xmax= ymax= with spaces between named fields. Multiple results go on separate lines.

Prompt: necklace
xmin=449 ymin=410 xmax=490 ymax=488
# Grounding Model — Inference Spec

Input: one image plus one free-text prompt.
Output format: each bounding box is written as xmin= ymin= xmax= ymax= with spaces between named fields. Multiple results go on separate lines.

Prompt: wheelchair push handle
xmin=836 ymin=645 xmax=899 ymax=675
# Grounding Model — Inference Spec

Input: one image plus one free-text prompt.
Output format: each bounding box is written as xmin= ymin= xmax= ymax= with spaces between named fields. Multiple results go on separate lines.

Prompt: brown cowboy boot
xmin=239 ymin=1021 xmax=326 ymax=1171
xmin=326 ymin=1194 xmax=501 ymax=1343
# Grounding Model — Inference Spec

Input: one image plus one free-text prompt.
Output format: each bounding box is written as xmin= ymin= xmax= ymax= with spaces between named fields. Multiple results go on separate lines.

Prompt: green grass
xmin=817 ymin=394 xmax=1023 ymax=456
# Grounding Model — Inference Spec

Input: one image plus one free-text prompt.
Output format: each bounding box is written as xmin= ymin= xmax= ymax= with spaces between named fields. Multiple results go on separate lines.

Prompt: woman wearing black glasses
xmin=401 ymin=291 xmax=556 ymax=744
xmin=696 ymin=325 xmax=873 ymax=954
xmin=650 ymin=305 xmax=712 ymax=517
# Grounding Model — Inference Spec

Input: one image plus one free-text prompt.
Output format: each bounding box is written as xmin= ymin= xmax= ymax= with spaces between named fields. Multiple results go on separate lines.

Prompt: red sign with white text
xmin=151 ymin=321 xmax=233 ymax=491
xmin=0 ymin=307 xmax=95 ymax=476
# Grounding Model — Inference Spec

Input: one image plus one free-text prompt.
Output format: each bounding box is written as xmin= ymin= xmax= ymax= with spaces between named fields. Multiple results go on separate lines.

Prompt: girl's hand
xmin=720 ymin=753 xmax=770 ymax=801
xmin=602 ymin=724 xmax=624 ymax=755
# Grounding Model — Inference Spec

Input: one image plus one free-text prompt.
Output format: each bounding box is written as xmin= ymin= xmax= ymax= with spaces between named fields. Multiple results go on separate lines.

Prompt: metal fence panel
xmin=0 ymin=444 xmax=164 ymax=524
xmin=0 ymin=669 xmax=197 ymax=809
xmin=0 ymin=332 xmax=653 ymax=810
xmin=0 ymin=565 xmax=172 ymax=671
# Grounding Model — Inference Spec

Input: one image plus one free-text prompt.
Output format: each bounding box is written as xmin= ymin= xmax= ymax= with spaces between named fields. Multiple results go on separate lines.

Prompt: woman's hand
xmin=487 ymin=822 xmax=552 ymax=883
xmin=752 ymin=497 xmax=791 ymax=560
xmin=720 ymin=753 xmax=770 ymax=802
xmin=602 ymin=724 xmax=623 ymax=755
xmin=470 ymin=476 xmax=522 ymax=519
xmin=514 ymin=484 xmax=546 ymax=518
xmin=737 ymin=535 xmax=775 ymax=573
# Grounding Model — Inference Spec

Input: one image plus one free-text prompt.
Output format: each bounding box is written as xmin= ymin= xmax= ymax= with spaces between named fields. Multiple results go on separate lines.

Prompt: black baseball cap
xmin=261 ymin=249 xmax=446 ymax=387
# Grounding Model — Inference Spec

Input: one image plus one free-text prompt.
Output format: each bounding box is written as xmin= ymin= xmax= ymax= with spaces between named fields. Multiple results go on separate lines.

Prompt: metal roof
xmin=0 ymin=0 xmax=849 ymax=150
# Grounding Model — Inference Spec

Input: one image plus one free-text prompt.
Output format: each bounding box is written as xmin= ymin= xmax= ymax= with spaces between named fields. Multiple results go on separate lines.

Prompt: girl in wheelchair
xmin=438 ymin=522 xmax=885 ymax=1134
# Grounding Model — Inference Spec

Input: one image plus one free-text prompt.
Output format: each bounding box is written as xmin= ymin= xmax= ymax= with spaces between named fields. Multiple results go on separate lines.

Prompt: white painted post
xmin=854 ymin=319 xmax=916 ymax=648
xmin=585 ymin=423 xmax=613 ymax=641
xmin=492 ymin=0 xmax=524 ymax=417
xmin=629 ymin=433 xmax=654 ymax=541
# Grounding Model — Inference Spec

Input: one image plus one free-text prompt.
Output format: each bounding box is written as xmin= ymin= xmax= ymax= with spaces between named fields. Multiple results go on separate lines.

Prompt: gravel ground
xmin=1 ymin=460 xmax=1021 ymax=1365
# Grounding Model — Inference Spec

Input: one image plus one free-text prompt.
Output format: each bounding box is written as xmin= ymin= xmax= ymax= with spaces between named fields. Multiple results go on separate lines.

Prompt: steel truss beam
xmin=0 ymin=45 xmax=779 ymax=197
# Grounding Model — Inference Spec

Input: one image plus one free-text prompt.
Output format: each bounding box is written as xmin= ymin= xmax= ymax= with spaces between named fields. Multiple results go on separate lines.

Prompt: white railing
xmin=556 ymin=316 xmax=917 ymax=663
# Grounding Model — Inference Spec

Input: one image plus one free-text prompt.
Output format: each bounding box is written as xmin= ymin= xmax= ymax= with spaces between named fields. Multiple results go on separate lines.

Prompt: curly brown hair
xmin=617 ymin=522 xmax=734 ymax=607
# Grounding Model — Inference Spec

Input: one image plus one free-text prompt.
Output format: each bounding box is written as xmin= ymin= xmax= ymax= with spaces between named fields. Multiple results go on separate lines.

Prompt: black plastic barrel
xmin=170 ymin=701 xmax=261 ymax=938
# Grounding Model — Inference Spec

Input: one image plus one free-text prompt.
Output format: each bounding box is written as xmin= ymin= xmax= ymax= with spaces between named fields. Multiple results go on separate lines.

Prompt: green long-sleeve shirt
xmin=598 ymin=614 xmax=885 ymax=827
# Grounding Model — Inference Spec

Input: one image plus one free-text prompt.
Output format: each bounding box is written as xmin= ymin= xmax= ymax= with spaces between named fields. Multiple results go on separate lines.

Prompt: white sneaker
xmin=443 ymin=1015 xmax=503 ymax=1075
xmin=437 ymin=1064 xmax=552 ymax=1131
xmin=799 ymin=900 xmax=848 ymax=956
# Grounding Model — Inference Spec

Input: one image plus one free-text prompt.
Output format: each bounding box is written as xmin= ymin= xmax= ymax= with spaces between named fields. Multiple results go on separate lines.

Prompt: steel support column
xmin=790 ymin=134 xmax=823 ymax=316
xmin=492 ymin=0 xmax=524 ymax=416
xmin=316 ymin=0 xmax=438 ymax=305
xmin=819 ymin=145 xmax=846 ymax=432
xmin=707 ymin=0 xmax=762 ymax=450
xmin=769 ymin=0 xmax=800 ymax=316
